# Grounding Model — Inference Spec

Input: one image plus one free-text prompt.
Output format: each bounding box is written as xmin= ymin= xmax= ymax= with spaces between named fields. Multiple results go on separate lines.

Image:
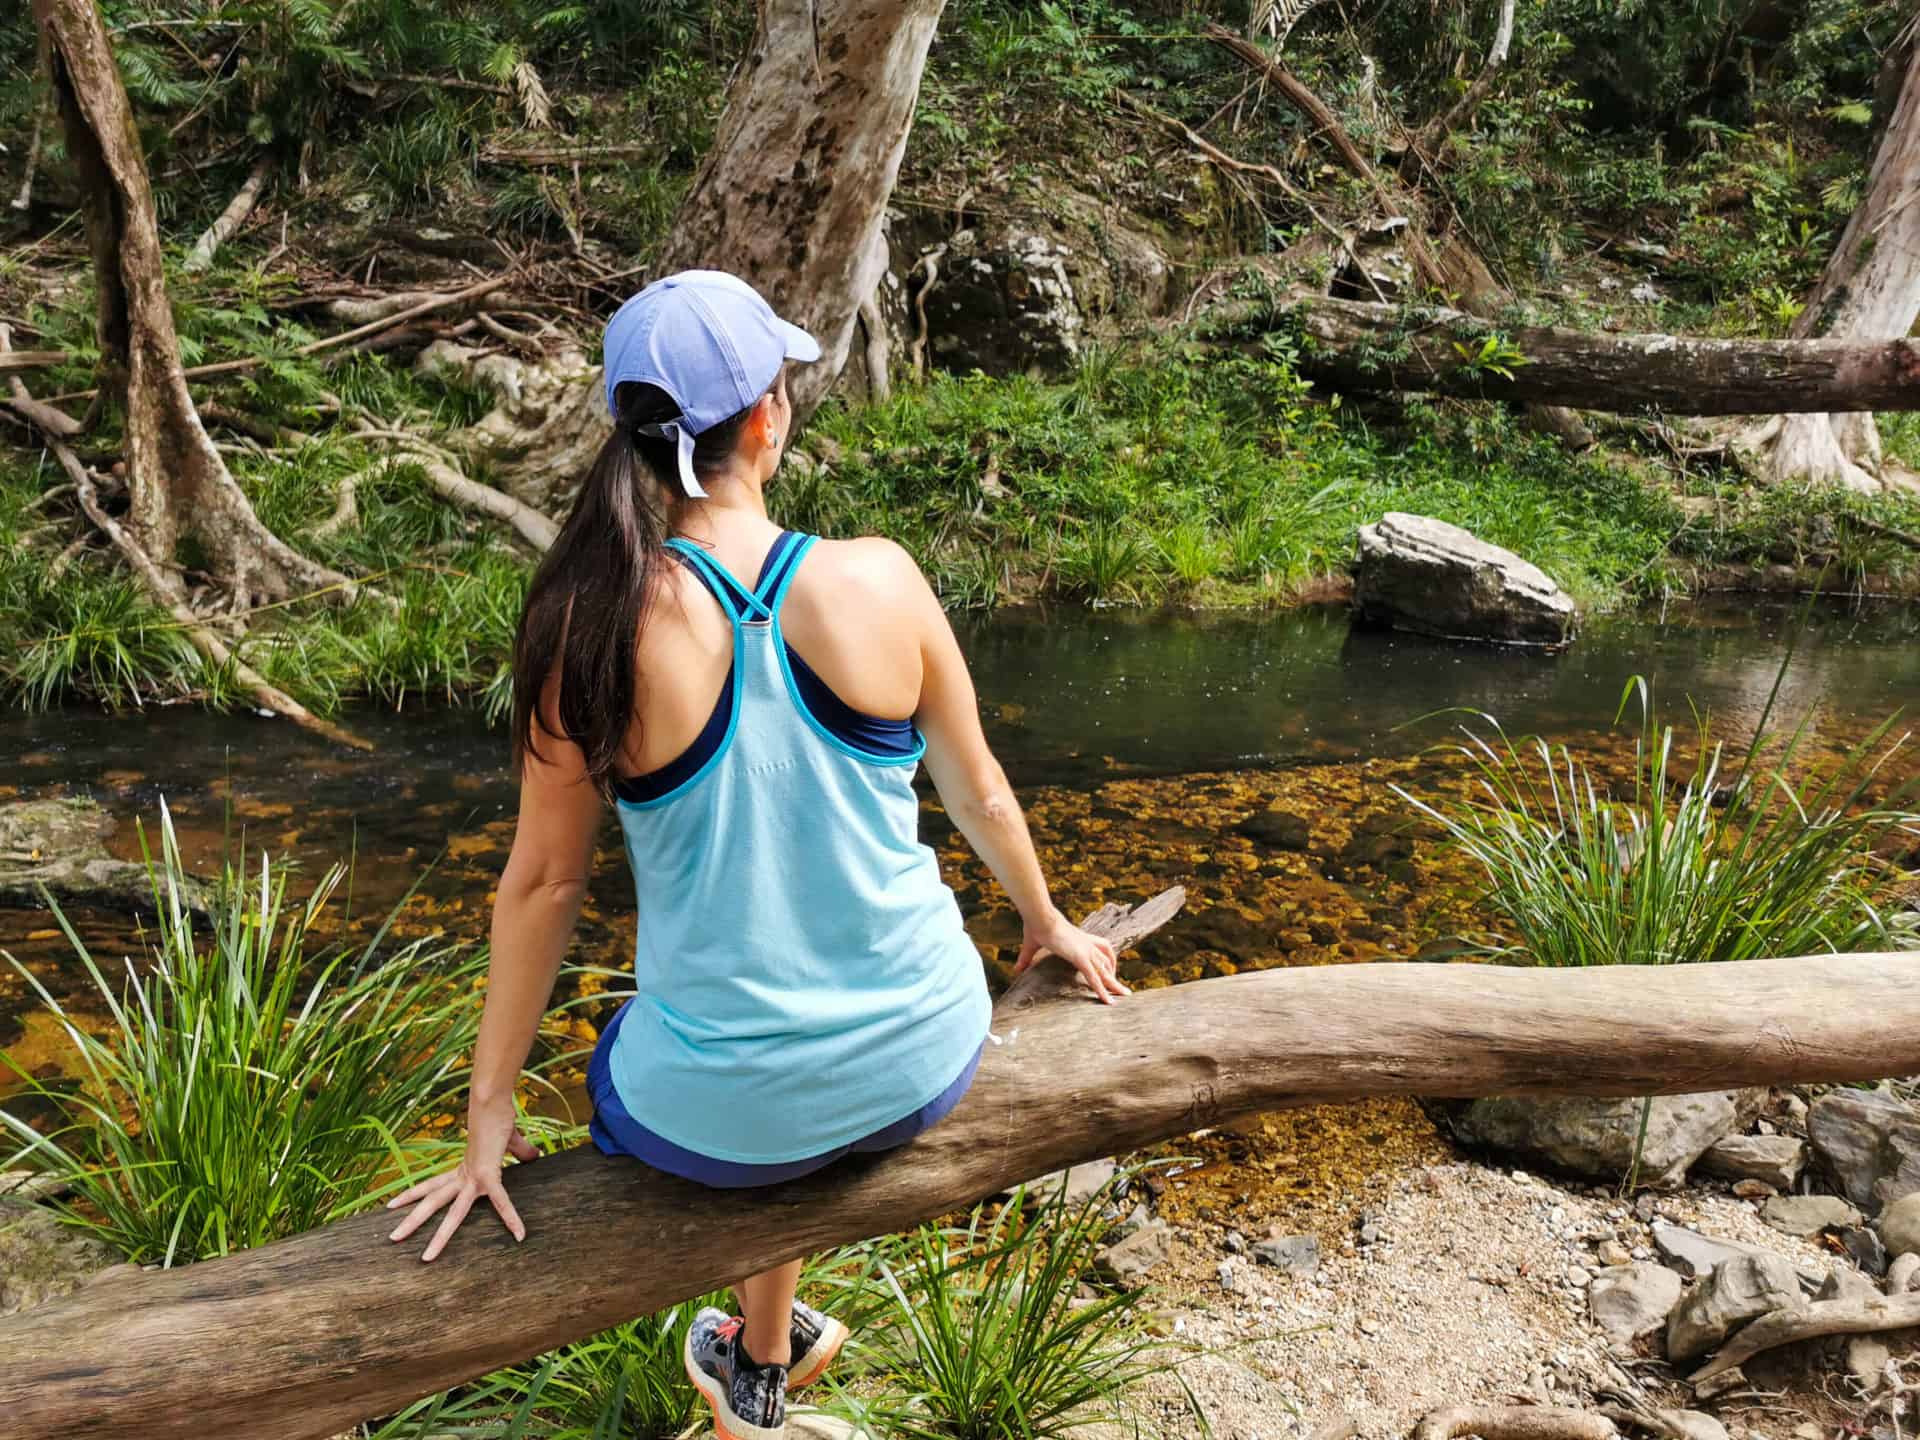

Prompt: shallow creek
xmin=2 ymin=598 xmax=1916 ymax=1211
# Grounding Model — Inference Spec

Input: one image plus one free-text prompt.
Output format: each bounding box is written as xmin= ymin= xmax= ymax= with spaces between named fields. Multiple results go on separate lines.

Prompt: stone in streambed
xmin=0 ymin=797 xmax=209 ymax=916
xmin=0 ymin=1198 xmax=114 ymax=1319
xmin=1761 ymin=1194 xmax=1862 ymax=1238
xmin=1447 ymin=1091 xmax=1760 ymax=1188
xmin=1095 ymin=1219 xmax=1171 ymax=1285
xmin=1251 ymin=1233 xmax=1320 ymax=1278
xmin=1808 ymin=1089 xmax=1920 ymax=1212
xmin=1878 ymin=1192 xmax=1920 ymax=1258
xmin=1666 ymin=1254 xmax=1803 ymax=1363
xmin=1352 ymin=512 xmax=1577 ymax=649
xmin=1024 ymin=1159 xmax=1116 ymax=1208
xmin=1697 ymin=1134 xmax=1808 ymax=1189
xmin=1588 ymin=1262 xmax=1683 ymax=1344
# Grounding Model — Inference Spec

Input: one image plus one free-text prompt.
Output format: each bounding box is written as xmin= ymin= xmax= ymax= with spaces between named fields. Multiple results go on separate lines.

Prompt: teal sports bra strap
xmin=664 ymin=539 xmax=773 ymax=624
xmin=760 ymin=532 xmax=817 ymax=617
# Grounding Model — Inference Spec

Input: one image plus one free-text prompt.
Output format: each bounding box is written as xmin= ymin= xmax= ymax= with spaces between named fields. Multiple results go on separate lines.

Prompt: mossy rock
xmin=0 ymin=797 xmax=207 ymax=917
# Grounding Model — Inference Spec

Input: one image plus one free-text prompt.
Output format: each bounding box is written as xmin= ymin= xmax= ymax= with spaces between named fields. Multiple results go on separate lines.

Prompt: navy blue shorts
xmin=586 ymin=997 xmax=985 ymax=1189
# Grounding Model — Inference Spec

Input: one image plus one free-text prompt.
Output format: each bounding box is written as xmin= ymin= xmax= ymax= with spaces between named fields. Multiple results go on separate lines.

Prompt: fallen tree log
xmin=1206 ymin=297 xmax=1920 ymax=414
xmin=5 ymin=930 xmax=1920 ymax=1438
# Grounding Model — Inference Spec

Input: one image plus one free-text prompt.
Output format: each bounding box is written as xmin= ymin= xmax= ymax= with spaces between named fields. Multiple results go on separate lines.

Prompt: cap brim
xmin=776 ymin=318 xmax=823 ymax=364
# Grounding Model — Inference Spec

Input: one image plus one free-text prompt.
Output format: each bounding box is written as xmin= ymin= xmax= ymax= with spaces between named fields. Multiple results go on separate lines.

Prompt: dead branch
xmin=479 ymin=142 xmax=657 ymax=167
xmin=911 ymin=243 xmax=946 ymax=378
xmin=1413 ymin=1407 xmax=1617 ymax=1440
xmin=1888 ymin=1252 xmax=1920 ymax=1293
xmin=10 ymin=89 xmax=49 ymax=212
xmin=0 ymin=349 xmax=75 ymax=374
xmin=1412 ymin=0 xmax=1517 ymax=153
xmin=858 ymin=291 xmax=892 ymax=402
xmin=1115 ymin=90 xmax=1386 ymax=303
xmin=183 ymin=154 xmax=272 ymax=272
xmin=1690 ymin=1293 xmax=1920 ymax=1382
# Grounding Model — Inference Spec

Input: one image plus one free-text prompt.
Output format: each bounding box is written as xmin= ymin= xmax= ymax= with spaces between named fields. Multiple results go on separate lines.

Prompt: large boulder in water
xmin=1352 ymin=512 xmax=1576 ymax=648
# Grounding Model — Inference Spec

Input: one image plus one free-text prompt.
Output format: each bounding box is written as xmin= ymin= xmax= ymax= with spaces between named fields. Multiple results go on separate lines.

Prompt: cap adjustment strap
xmin=634 ymin=420 xmax=707 ymax=499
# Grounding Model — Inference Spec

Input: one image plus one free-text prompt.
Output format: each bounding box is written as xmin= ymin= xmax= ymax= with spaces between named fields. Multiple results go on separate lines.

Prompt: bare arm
xmin=902 ymin=551 xmax=1126 ymax=1001
xmin=389 ymin=672 xmax=602 ymax=1259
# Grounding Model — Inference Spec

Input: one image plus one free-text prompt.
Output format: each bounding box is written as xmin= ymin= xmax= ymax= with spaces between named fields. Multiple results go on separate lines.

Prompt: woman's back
xmin=605 ymin=520 xmax=992 ymax=1164
xmin=623 ymin=520 xmax=928 ymax=780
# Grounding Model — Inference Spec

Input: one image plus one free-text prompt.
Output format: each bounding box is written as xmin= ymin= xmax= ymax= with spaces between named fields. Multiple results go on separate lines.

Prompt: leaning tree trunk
xmin=1745 ymin=32 xmax=1920 ymax=491
xmin=653 ymin=0 xmax=945 ymax=422
xmin=32 ymin=0 xmax=352 ymax=607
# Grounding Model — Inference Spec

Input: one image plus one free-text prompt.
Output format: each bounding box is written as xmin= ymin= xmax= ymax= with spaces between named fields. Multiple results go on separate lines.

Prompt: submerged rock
xmin=0 ymin=1198 xmax=113 ymax=1319
xmin=1446 ymin=1091 xmax=1760 ymax=1188
xmin=1808 ymin=1089 xmax=1920 ymax=1213
xmin=1351 ymin=512 xmax=1577 ymax=649
xmin=0 ymin=797 xmax=206 ymax=917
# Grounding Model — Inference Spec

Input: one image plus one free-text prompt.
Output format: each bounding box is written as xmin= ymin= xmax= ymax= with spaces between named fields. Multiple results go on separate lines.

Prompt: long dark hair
xmin=510 ymin=379 xmax=763 ymax=794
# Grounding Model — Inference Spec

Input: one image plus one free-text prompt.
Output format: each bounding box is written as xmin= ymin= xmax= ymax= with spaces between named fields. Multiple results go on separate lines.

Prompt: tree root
xmin=911 ymin=244 xmax=946 ymax=379
xmin=310 ymin=469 xmax=364 ymax=541
xmin=355 ymin=427 xmax=558 ymax=551
xmin=183 ymin=155 xmax=272 ymax=272
xmin=46 ymin=436 xmax=372 ymax=750
xmin=1412 ymin=1406 xmax=1617 ymax=1440
xmin=1690 ymin=1293 xmax=1920 ymax=1383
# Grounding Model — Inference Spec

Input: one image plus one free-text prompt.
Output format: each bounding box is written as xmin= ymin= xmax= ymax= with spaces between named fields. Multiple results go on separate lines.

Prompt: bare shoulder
xmin=803 ymin=535 xmax=933 ymax=606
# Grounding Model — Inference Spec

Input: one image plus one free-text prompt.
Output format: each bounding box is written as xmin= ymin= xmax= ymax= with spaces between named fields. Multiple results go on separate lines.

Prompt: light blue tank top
xmin=607 ymin=532 xmax=993 ymax=1164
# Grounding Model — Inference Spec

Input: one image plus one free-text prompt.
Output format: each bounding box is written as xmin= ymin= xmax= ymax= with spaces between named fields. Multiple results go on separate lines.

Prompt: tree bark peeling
xmin=654 ymin=0 xmax=946 ymax=423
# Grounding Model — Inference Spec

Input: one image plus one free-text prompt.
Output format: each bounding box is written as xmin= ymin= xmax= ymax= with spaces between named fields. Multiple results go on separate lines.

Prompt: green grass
xmin=0 ymin=804 xmax=504 ymax=1265
xmin=834 ymin=1174 xmax=1205 ymax=1440
xmin=1397 ymin=667 xmax=1920 ymax=969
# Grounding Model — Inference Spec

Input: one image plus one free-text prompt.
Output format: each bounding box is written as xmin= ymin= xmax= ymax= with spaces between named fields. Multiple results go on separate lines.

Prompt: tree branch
xmin=1412 ymin=0 xmax=1517 ymax=154
xmin=183 ymin=154 xmax=273 ymax=272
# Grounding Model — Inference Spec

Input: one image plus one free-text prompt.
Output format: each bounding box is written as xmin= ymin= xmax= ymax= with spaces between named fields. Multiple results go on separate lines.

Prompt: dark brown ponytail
xmin=509 ymin=380 xmax=762 ymax=796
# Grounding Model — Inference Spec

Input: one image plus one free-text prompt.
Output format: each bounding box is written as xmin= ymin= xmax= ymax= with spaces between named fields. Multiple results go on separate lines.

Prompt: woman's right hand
xmin=1013 ymin=909 xmax=1129 ymax=1003
xmin=386 ymin=1094 xmax=539 ymax=1262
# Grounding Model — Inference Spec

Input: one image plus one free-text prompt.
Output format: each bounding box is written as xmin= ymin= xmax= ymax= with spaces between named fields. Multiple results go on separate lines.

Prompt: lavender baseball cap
xmin=602 ymin=270 xmax=821 ymax=497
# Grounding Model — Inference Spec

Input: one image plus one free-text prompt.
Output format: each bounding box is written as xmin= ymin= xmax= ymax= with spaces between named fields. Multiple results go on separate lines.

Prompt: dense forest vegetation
xmin=1 ymin=0 xmax=1916 ymax=729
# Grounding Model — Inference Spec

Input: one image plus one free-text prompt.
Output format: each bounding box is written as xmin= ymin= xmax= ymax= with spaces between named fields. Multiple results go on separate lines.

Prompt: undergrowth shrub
xmin=0 ymin=805 xmax=509 ymax=1264
xmin=1399 ymin=668 xmax=1920 ymax=969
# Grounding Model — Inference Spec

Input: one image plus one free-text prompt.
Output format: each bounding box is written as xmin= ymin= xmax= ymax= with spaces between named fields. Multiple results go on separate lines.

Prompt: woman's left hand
xmin=386 ymin=1098 xmax=539 ymax=1262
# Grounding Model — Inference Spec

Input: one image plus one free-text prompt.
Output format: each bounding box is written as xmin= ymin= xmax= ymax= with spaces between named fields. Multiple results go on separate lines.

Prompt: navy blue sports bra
xmin=613 ymin=532 xmax=916 ymax=803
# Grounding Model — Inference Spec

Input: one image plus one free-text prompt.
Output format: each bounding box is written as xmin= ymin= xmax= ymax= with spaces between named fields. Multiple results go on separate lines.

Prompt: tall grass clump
xmin=1398 ymin=673 xmax=1919 ymax=969
xmin=840 ymin=1174 xmax=1205 ymax=1440
xmin=0 ymin=804 xmax=494 ymax=1265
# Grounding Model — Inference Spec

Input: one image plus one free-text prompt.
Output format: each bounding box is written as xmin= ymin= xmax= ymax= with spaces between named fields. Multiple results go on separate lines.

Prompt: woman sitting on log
xmin=385 ymin=271 xmax=1128 ymax=1440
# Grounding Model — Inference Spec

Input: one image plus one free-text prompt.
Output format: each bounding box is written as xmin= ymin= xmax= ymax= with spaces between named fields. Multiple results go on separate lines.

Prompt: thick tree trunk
xmin=1749 ymin=34 xmax=1920 ymax=490
xmin=1241 ymin=298 xmax=1920 ymax=413
xmin=32 ymin=0 xmax=351 ymax=607
xmin=6 ymin=928 xmax=1920 ymax=1439
xmin=653 ymin=0 xmax=944 ymax=423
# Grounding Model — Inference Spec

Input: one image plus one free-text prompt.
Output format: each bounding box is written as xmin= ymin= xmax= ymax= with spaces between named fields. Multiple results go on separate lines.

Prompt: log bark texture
xmin=5 ymin=943 xmax=1920 ymax=1440
xmin=32 ymin=0 xmax=351 ymax=608
xmin=653 ymin=0 xmax=945 ymax=423
xmin=1749 ymin=33 xmax=1920 ymax=489
xmin=1221 ymin=298 xmax=1920 ymax=414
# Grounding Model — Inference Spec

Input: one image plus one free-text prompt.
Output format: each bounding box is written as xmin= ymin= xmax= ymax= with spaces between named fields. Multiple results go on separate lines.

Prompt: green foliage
xmin=0 ymin=807 xmax=499 ymax=1265
xmin=843 ymin=1173 xmax=1205 ymax=1440
xmin=1397 ymin=670 xmax=1920 ymax=970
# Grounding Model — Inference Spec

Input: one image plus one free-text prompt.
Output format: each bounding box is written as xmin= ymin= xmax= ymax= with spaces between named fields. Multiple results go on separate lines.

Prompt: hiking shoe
xmin=787 ymin=1298 xmax=850 ymax=1390
xmin=686 ymin=1307 xmax=788 ymax=1440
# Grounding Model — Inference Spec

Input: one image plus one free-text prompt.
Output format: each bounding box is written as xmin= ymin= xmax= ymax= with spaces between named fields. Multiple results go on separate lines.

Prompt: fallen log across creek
xmin=1204 ymin=296 xmax=1920 ymax=414
xmin=2 ymin=884 xmax=1918 ymax=1438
